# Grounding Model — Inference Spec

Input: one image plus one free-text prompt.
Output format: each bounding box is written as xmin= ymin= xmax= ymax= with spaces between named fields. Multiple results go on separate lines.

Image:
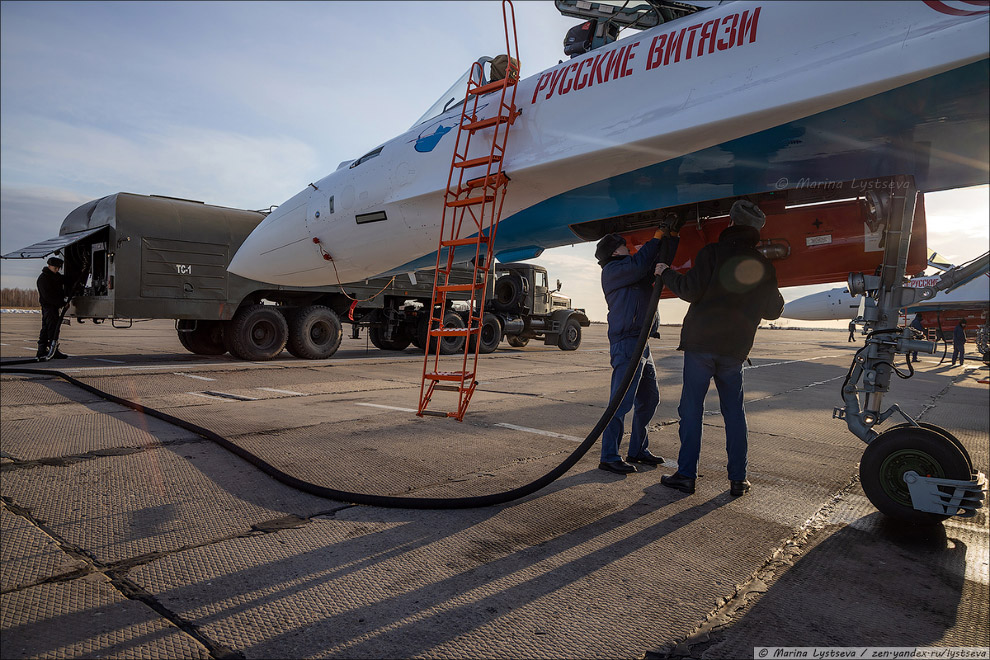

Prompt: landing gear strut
xmin=834 ymin=175 xmax=987 ymax=523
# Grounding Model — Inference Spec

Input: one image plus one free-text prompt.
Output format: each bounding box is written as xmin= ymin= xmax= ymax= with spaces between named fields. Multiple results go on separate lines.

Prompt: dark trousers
xmin=951 ymin=343 xmax=965 ymax=365
xmin=601 ymin=341 xmax=659 ymax=463
xmin=37 ymin=305 xmax=61 ymax=354
xmin=676 ymin=351 xmax=748 ymax=481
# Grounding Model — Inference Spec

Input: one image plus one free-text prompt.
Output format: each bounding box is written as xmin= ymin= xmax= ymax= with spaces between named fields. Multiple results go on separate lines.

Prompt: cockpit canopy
xmin=410 ymin=56 xmax=495 ymax=129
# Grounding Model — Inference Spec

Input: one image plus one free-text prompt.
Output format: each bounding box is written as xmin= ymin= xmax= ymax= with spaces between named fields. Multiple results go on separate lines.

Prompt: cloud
xmin=1 ymin=116 xmax=318 ymax=210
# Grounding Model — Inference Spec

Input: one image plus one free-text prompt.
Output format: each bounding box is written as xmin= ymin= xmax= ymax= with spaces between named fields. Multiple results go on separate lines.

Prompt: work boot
xmin=598 ymin=460 xmax=637 ymax=474
xmin=730 ymin=479 xmax=751 ymax=496
xmin=626 ymin=451 xmax=664 ymax=466
xmin=661 ymin=472 xmax=696 ymax=494
xmin=53 ymin=350 xmax=69 ymax=359
xmin=36 ymin=343 xmax=49 ymax=358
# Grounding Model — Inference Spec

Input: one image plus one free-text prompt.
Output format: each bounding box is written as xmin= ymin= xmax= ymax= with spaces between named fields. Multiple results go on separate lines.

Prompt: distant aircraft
xmin=782 ymin=251 xmax=990 ymax=331
xmin=782 ymin=267 xmax=990 ymax=334
xmin=228 ymin=0 xmax=989 ymax=291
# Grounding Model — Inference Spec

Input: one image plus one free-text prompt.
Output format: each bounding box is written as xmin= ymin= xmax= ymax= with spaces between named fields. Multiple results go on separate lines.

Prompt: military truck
xmin=362 ymin=261 xmax=591 ymax=355
xmin=4 ymin=192 xmax=588 ymax=360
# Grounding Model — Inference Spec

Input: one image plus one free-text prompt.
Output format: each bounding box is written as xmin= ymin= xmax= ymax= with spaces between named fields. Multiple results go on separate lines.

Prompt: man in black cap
xmin=656 ymin=200 xmax=784 ymax=496
xmin=36 ymin=256 xmax=69 ymax=359
xmin=595 ymin=217 xmax=681 ymax=474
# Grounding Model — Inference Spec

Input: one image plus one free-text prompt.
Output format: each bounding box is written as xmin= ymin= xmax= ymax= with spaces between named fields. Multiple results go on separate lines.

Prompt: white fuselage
xmin=228 ymin=1 xmax=989 ymax=287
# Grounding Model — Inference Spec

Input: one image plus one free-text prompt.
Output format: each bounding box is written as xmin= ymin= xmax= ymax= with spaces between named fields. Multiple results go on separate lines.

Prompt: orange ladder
xmin=417 ymin=0 xmax=520 ymax=421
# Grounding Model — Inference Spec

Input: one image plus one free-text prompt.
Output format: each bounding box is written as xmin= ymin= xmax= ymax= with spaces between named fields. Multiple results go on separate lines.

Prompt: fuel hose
xmin=1 ymin=276 xmax=666 ymax=509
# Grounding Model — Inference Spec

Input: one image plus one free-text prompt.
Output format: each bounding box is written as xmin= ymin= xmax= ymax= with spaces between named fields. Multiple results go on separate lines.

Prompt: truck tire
xmin=506 ymin=335 xmax=529 ymax=348
xmin=469 ymin=313 xmax=502 ymax=354
xmin=493 ymin=273 xmax=525 ymax=312
xmin=223 ymin=304 xmax=288 ymax=361
xmin=557 ymin=317 xmax=582 ymax=351
xmin=417 ymin=309 xmax=466 ymax=355
xmin=369 ymin=325 xmax=412 ymax=351
xmin=176 ymin=320 xmax=227 ymax=356
xmin=286 ymin=305 xmax=342 ymax=359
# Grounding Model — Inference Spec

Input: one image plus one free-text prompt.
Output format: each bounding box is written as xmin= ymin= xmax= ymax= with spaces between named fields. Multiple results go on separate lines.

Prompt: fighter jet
xmin=228 ymin=0 xmax=989 ymax=291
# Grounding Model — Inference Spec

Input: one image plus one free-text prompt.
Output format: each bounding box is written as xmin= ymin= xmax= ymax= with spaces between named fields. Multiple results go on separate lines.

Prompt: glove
xmin=654 ymin=212 xmax=685 ymax=238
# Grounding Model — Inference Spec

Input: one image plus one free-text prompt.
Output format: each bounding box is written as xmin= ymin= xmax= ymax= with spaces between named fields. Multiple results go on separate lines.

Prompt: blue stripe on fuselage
xmin=387 ymin=59 xmax=989 ymax=276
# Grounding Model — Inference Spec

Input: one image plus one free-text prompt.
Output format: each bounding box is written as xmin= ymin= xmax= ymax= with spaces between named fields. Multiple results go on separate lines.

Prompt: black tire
xmin=860 ymin=426 xmax=972 ymax=525
xmin=469 ymin=313 xmax=502 ymax=354
xmin=417 ymin=309 xmax=466 ymax=355
xmin=286 ymin=305 xmax=342 ymax=359
xmin=884 ymin=422 xmax=974 ymax=472
xmin=223 ymin=304 xmax=288 ymax=361
xmin=506 ymin=334 xmax=529 ymax=348
xmin=557 ymin=317 xmax=582 ymax=351
xmin=176 ymin=320 xmax=226 ymax=356
xmin=493 ymin=273 xmax=525 ymax=312
xmin=369 ymin=325 xmax=412 ymax=351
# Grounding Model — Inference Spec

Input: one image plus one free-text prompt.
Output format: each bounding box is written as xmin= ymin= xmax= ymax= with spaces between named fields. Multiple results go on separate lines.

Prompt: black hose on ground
xmin=1 ymin=276 xmax=666 ymax=509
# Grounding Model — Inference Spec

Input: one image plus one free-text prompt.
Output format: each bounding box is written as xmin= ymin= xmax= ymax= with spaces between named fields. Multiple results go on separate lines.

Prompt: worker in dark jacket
xmin=36 ymin=256 xmax=69 ymax=359
xmin=908 ymin=313 xmax=925 ymax=362
xmin=655 ymin=200 xmax=784 ymax=496
xmin=951 ymin=319 xmax=967 ymax=366
xmin=595 ymin=218 xmax=680 ymax=475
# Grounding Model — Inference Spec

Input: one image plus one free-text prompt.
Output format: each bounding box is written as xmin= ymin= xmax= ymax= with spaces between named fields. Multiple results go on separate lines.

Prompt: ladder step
xmin=440 ymin=236 xmax=489 ymax=248
xmin=419 ymin=409 xmax=452 ymax=417
xmin=436 ymin=283 xmax=482 ymax=293
xmin=454 ymin=155 xmax=501 ymax=169
xmin=430 ymin=328 xmax=473 ymax=337
xmin=462 ymin=173 xmax=509 ymax=192
xmin=425 ymin=371 xmax=472 ymax=381
xmin=462 ymin=113 xmax=515 ymax=132
xmin=446 ymin=194 xmax=494 ymax=208
xmin=432 ymin=384 xmax=464 ymax=392
xmin=469 ymin=77 xmax=517 ymax=97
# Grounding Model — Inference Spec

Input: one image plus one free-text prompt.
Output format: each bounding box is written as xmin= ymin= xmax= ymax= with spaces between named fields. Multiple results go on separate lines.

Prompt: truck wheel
xmin=859 ymin=425 xmax=971 ymax=525
xmin=557 ymin=317 xmax=582 ymax=351
xmin=417 ymin=310 xmax=466 ymax=355
xmin=369 ymin=325 xmax=412 ymax=351
xmin=286 ymin=305 xmax=342 ymax=359
xmin=176 ymin=320 xmax=226 ymax=355
xmin=223 ymin=304 xmax=288 ymax=361
xmin=469 ymin=313 xmax=502 ymax=354
xmin=506 ymin=335 xmax=529 ymax=348
xmin=493 ymin=273 xmax=524 ymax=312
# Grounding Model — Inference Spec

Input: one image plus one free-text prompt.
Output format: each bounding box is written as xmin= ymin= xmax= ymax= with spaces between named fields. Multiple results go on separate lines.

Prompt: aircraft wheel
xmin=369 ymin=325 xmax=411 ymax=351
xmin=224 ymin=304 xmax=288 ymax=361
xmin=506 ymin=335 xmax=529 ymax=348
xmin=469 ymin=313 xmax=502 ymax=354
xmin=286 ymin=305 xmax=342 ymax=359
xmin=860 ymin=425 xmax=971 ymax=525
xmin=557 ymin=317 xmax=582 ymax=351
xmin=176 ymin=320 xmax=226 ymax=355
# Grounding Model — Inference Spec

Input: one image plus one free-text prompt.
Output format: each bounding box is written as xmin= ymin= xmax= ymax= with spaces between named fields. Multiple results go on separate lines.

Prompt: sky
xmin=2 ymin=1 xmax=988 ymax=325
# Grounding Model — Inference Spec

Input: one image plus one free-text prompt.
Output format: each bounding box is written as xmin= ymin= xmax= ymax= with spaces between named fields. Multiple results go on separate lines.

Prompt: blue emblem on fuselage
xmin=415 ymin=123 xmax=453 ymax=153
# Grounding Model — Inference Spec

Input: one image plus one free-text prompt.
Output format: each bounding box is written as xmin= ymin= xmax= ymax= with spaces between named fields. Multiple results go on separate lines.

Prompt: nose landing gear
xmin=834 ymin=175 xmax=987 ymax=523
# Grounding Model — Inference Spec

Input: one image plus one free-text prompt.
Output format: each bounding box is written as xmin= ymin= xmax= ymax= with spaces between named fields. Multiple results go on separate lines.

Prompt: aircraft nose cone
xmin=228 ymin=191 xmax=324 ymax=285
xmin=781 ymin=295 xmax=823 ymax=320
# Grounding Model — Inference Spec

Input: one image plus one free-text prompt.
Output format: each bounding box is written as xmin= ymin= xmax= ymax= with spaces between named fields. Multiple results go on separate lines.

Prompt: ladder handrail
xmin=419 ymin=0 xmax=519 ymax=421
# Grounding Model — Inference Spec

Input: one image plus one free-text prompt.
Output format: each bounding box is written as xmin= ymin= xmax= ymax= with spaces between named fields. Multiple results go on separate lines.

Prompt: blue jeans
xmin=601 ymin=340 xmax=659 ymax=463
xmin=676 ymin=351 xmax=748 ymax=481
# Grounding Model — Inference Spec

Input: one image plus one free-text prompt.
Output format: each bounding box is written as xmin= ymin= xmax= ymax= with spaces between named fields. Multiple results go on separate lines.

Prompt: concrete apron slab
xmin=2 ymin=322 xmax=986 ymax=659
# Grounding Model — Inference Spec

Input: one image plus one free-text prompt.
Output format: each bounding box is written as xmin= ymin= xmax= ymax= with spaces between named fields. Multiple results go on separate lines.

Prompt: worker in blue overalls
xmin=595 ymin=218 xmax=681 ymax=474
